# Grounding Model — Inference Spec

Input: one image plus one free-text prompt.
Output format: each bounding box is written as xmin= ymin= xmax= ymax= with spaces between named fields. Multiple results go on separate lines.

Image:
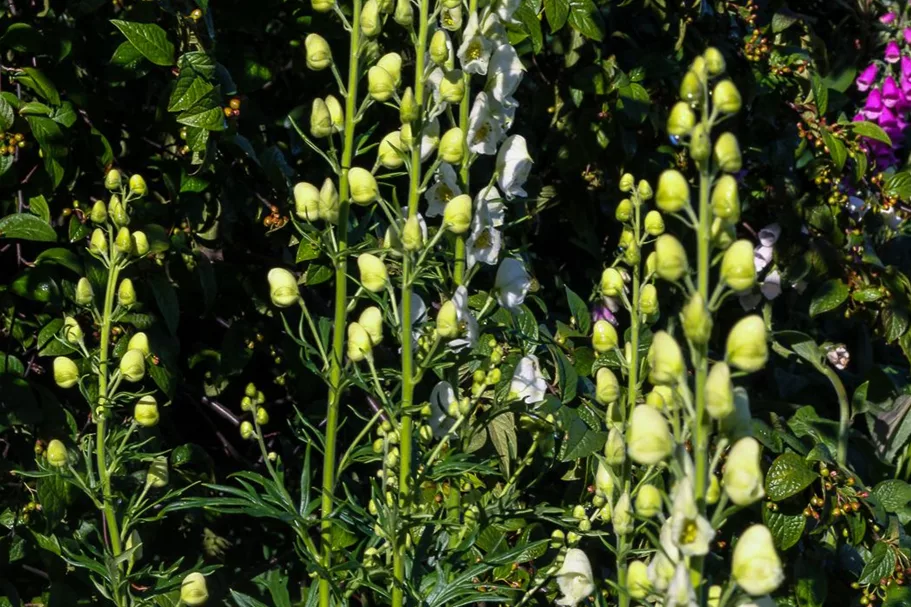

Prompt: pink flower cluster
xmin=854 ymin=14 xmax=911 ymax=168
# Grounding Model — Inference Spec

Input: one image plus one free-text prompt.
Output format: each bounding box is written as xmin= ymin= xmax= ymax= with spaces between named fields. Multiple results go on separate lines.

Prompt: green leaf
xmin=0 ymin=96 xmax=14 ymax=131
xmin=550 ymin=346 xmax=577 ymax=403
xmin=795 ymin=557 xmax=828 ymax=607
xmin=177 ymin=99 xmax=226 ymax=131
xmin=51 ymin=102 xmax=77 ymax=128
xmin=771 ymin=10 xmax=798 ymax=33
xmin=149 ymin=273 xmax=180 ymax=335
xmin=775 ymin=330 xmax=822 ymax=366
xmin=28 ymin=195 xmax=50 ymax=223
xmin=488 ymin=412 xmax=517 ymax=475
xmin=567 ymin=0 xmax=601 ymax=40
xmin=560 ymin=415 xmax=607 ymax=461
xmin=296 ymin=240 xmax=319 ymax=263
xmin=821 ymin=131 xmax=846 ymax=171
xmin=515 ymin=0 xmax=543 ymax=53
xmin=765 ymin=452 xmax=818 ymax=501
xmin=763 ymin=508 xmax=806 ymax=551
xmin=230 ymin=590 xmax=270 ymax=607
xmin=303 ymin=264 xmax=332 ymax=286
xmin=873 ymin=480 xmax=911 ymax=513
xmin=111 ymin=20 xmax=175 ymax=66
xmin=882 ymin=303 xmax=909 ymax=343
xmin=852 ymin=121 xmax=892 ymax=145
xmin=564 ymin=286 xmax=590 ymax=335
xmin=168 ymin=76 xmax=215 ymax=113
xmin=809 ymin=279 xmax=848 ymax=317
xmin=13 ymin=68 xmax=60 ymax=105
xmin=1 ymin=23 xmax=43 ymax=53
xmin=36 ymin=248 xmax=82 ymax=274
xmin=811 ymin=72 xmax=828 ymax=115
xmin=884 ymin=171 xmax=911 ymax=199
xmin=37 ymin=474 xmax=72 ymax=526
xmin=859 ymin=542 xmax=896 ymax=585
xmin=544 ymin=0 xmax=569 ymax=30
xmin=0 ymin=213 xmax=56 ymax=242
xmin=110 ymin=41 xmax=146 ymax=71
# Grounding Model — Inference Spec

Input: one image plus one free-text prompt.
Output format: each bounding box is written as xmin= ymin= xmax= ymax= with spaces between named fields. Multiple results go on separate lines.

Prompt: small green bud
xmin=180 ymin=572 xmax=209 ymax=607
xmin=359 ymin=306 xmax=384 ymax=346
xmin=655 ymin=169 xmax=690 ymax=213
xmin=400 ymin=87 xmax=419 ymax=123
xmin=120 ymin=349 xmax=146 ymax=383
xmin=726 ymin=315 xmax=768 ymax=373
xmin=713 ymin=79 xmax=742 ymax=114
xmin=114 ymin=226 xmax=132 ymax=254
xmin=360 ymin=0 xmax=381 ymax=36
xmin=637 ymin=179 xmax=653 ymax=201
xmin=604 ymin=426 xmax=626 ymax=465
xmin=319 ymin=178 xmax=339 ymax=223
xmin=615 ymin=199 xmax=633 ymax=222
xmin=131 ymin=231 xmax=149 ymax=256
xmin=706 ymin=362 xmax=734 ymax=420
xmin=595 ymin=367 xmax=620 ymax=404
xmin=430 ymin=30 xmax=450 ymax=66
xmin=646 ymin=385 xmax=675 ymax=411
xmin=592 ymin=319 xmax=619 ymax=353
xmin=104 ymin=169 xmax=122 ymax=191
xmin=600 ymin=267 xmax=624 ymax=298
xmin=682 ymin=292 xmax=712 ymax=346
xmin=368 ymin=65 xmax=396 ymax=102
xmin=705 ymin=47 xmax=725 ymax=75
xmin=635 ymin=484 xmax=662 ymax=518
xmin=129 ymin=174 xmax=147 ymax=196
xmin=325 ymin=95 xmax=344 ymax=132
xmin=679 ymin=71 xmax=702 ymax=104
xmin=443 ymin=194 xmax=472 ymax=234
xmin=305 ymin=34 xmax=332 ymax=69
xmin=90 ymin=200 xmax=108 ymax=224
xmin=109 ymin=195 xmax=129 ymax=227
xmin=357 ymin=254 xmax=388 ymax=292
xmin=645 ymin=252 xmax=657 ymax=276
xmin=639 ymin=283 xmax=658 ymax=316
xmin=63 ymin=317 xmax=83 ymax=344
xmin=711 ymin=174 xmax=741 ymax=222
xmin=146 ymin=455 xmax=169 ymax=488
xmin=706 ymin=474 xmax=721 ymax=505
xmin=310 ymin=98 xmax=332 ymax=138
xmin=47 ymin=439 xmax=69 ymax=467
xmin=54 ymin=356 xmax=79 ymax=388
xmin=134 ymin=395 xmax=159 ymax=427
xmin=268 ymin=268 xmax=300 ymax=307
xmin=240 ymin=420 xmax=255 ymax=440
xmin=619 ymin=173 xmax=635 ymax=192
xmin=721 ymin=240 xmax=757 ymax=292
xmin=667 ymin=101 xmax=696 ymax=136
xmin=628 ymin=560 xmax=652 ymax=599
xmin=690 ymin=55 xmax=707 ymax=79
xmin=612 ymin=492 xmax=634 ymax=535
xmin=402 ymin=215 xmax=424 ymax=251
xmin=128 ymin=332 xmax=150 ymax=356
xmin=118 ymin=278 xmax=136 ymax=306
xmin=438 ymin=127 xmax=464 ymax=164
xmin=294 ymin=182 xmax=320 ymax=222
xmin=436 ymin=300 xmax=460 ymax=338
xmin=572 ymin=504 xmax=587 ymax=520
xmin=644 ymin=210 xmax=665 ymax=236
xmin=255 ymin=406 xmax=270 ymax=425
xmin=439 ymin=70 xmax=465 ymax=103
xmin=714 ymin=132 xmax=742 ymax=173
xmin=394 ymin=0 xmax=413 ymax=25
xmin=378 ymin=132 xmax=405 ymax=169
xmin=689 ymin=123 xmax=711 ymax=165
xmin=627 ymin=404 xmax=673 ymax=465
xmin=311 ymin=0 xmax=335 ymax=12
xmin=623 ymin=240 xmax=640 ymax=265
xmin=348 ymin=167 xmax=378 ymax=205
xmin=648 ymin=331 xmax=685 ymax=384
xmin=654 ymin=234 xmax=688 ymax=282
xmin=75 ymin=277 xmax=94 ymax=306
xmin=712 ymin=217 xmax=736 ymax=250
xmin=89 ymin=228 xmax=107 ymax=255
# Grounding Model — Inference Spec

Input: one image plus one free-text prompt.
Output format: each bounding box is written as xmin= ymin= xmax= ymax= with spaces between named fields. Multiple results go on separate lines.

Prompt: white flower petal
xmin=496 ymin=135 xmax=532 ymax=199
xmin=495 ymin=257 xmax=531 ymax=309
xmin=425 ymin=163 xmax=462 ymax=216
xmin=509 ymin=354 xmax=547 ymax=403
xmin=429 ymin=381 xmax=456 ymax=436
xmin=487 ymin=43 xmax=524 ymax=103
xmin=758 ymin=223 xmax=781 ymax=247
xmin=761 ymin=270 xmax=782 ymax=300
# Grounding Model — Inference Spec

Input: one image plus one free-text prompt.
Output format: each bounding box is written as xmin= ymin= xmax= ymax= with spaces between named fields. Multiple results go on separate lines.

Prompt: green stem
xmin=820 ymin=365 xmax=850 ymax=467
xmin=320 ymin=4 xmax=362 ymax=605
xmin=393 ymin=0 xmax=430 ymax=602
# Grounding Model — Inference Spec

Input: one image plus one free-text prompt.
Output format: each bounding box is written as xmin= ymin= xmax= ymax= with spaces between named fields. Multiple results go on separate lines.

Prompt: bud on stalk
xmin=595 ymin=367 xmax=620 ymax=405
xmin=600 ymin=267 xmax=624 ymax=297
xmin=118 ymin=278 xmax=137 ymax=306
xmin=591 ymin=319 xmax=618 ymax=353
xmin=360 ymin=0 xmax=381 ymax=36
xmin=655 ymin=170 xmax=690 ymax=212
xmin=305 ymin=34 xmax=332 ymax=69
xmin=348 ymin=167 xmax=378 ymax=205
xmin=47 ymin=439 xmax=69 ymax=467
xmin=378 ymin=132 xmax=405 ymax=169
xmin=134 ymin=395 xmax=160 ymax=427
xmin=310 ymin=98 xmax=332 ymax=138
xmin=347 ymin=322 xmax=373 ymax=362
xmin=443 ymin=194 xmax=472 ymax=234
xmin=714 ymin=132 xmax=742 ymax=173
xmin=667 ymin=101 xmax=696 ymax=136
xmin=721 ymin=240 xmax=757 ymax=291
xmin=75 ymin=277 xmax=94 ymax=306
xmin=294 ymin=182 xmax=321 ymax=221
xmin=648 ymin=331 xmax=685 ymax=384
xmin=53 ymin=357 xmax=80 ymax=387
xmin=635 ymin=484 xmax=662 ymax=518
xmin=644 ymin=210 xmax=665 ymax=236
xmin=682 ymin=292 xmax=712 ymax=345
xmin=128 ymin=332 xmax=150 ymax=355
xmin=436 ymin=300 xmax=460 ymax=338
xmin=90 ymin=200 xmax=108 ymax=224
xmin=438 ymin=127 xmax=465 ymax=164
xmin=726 ymin=315 xmax=768 ymax=372
xmin=359 ymin=306 xmax=384 ymax=346
xmin=626 ymin=404 xmax=673 ymax=464
xmin=120 ymin=349 xmax=146 ymax=382
xmin=654 ymin=234 xmax=688 ymax=281
xmin=104 ymin=169 xmax=122 ymax=191
xmin=268 ymin=268 xmax=299 ymax=307
xmin=357 ymin=254 xmax=388 ymax=292
xmin=711 ymin=174 xmax=741 ymax=222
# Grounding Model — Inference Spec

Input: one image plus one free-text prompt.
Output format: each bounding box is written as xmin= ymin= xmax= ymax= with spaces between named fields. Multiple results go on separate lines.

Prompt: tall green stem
xmin=453 ymin=0 xmax=476 ymax=287
xmin=320 ymin=5 xmax=361 ymax=605
xmin=393 ymin=0 xmax=430 ymax=603
xmin=97 ymin=248 xmax=124 ymax=605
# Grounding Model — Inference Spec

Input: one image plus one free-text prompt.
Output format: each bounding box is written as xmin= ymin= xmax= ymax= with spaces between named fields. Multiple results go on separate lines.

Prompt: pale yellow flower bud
xmin=646 ymin=385 xmax=676 ymax=411
xmin=146 ymin=455 xmax=169 ymax=488
xmin=294 ymin=182 xmax=321 ymax=221
xmin=613 ymin=492 xmax=634 ymax=535
xmin=114 ymin=226 xmax=132 ymax=254
xmin=134 ymin=395 xmax=160 ymax=427
xmin=711 ymin=174 xmax=741 ymax=222
xmin=120 ymin=349 xmax=146 ymax=383
xmin=377 ymin=52 xmax=402 ymax=85
xmin=402 ymin=215 xmax=424 ymax=251
xmin=714 ymin=132 xmax=742 ymax=173
xmin=104 ymin=168 xmax=122 ymax=191
xmin=648 ymin=331 xmax=685 ymax=384
xmin=667 ymin=101 xmax=696 ymax=136
xmin=640 ymin=283 xmax=658 ymax=316
xmin=679 ymin=70 xmax=702 ymax=103
xmin=360 ymin=0 xmax=381 ymax=36
xmin=654 ymin=234 xmax=688 ymax=282
xmin=310 ymin=98 xmax=332 ymax=138
xmin=682 ymin=292 xmax=713 ymax=346
xmin=358 ymin=306 xmax=384 ymax=346
xmin=63 ymin=317 xmax=83 ymax=344
xmin=600 ymin=267 xmax=624 ymax=298
xmin=118 ymin=278 xmax=136 ymax=306
xmin=635 ymin=484 xmax=662 ymax=518
xmin=325 ymin=95 xmax=344 ymax=132
xmin=378 ymin=131 xmax=405 ymax=169
xmin=394 ymin=0 xmax=413 ymax=25
xmin=319 ymin=178 xmax=339 ymax=223
xmin=89 ymin=228 xmax=107 ymax=255
xmin=400 ymin=87 xmax=418 ymax=123
xmin=726 ymin=315 xmax=768 ymax=372
xmin=311 ymin=0 xmax=335 ymax=13
xmin=655 ymin=169 xmax=690 ymax=213
xmin=436 ymin=300 xmax=460 ymax=338
xmin=440 ymin=70 xmax=465 ymax=103
xmin=604 ymin=427 xmax=626 ymax=466
xmin=90 ymin=200 xmax=108 ymax=224
xmin=430 ymin=30 xmax=450 ymax=66
xmin=180 ymin=572 xmax=209 ymax=606
xmin=626 ymin=404 xmax=672 ymax=464
xmin=705 ymin=47 xmax=726 ymax=75
xmin=368 ymin=66 xmax=396 ymax=102
xmin=128 ymin=332 xmax=150 ymax=356
xmin=689 ymin=122 xmax=711 ymax=165
xmin=347 ymin=322 xmax=373 ymax=362
xmin=595 ymin=461 xmax=613 ymax=497
xmin=131 ymin=231 xmax=149 ymax=257
xmin=637 ymin=179 xmax=653 ymax=201
xmin=723 ymin=437 xmax=765 ymax=506
xmin=592 ymin=319 xmax=618 ymax=353
xmin=129 ymin=174 xmax=147 ymax=196
xmin=357 ymin=254 xmax=388 ymax=292
xmin=267 ymin=268 xmax=299 ymax=307
xmin=75 ymin=277 xmax=94 ymax=306
xmin=595 ymin=367 xmax=620 ymax=404
xmin=627 ymin=560 xmax=652 ymax=600
xmin=348 ymin=167 xmax=379 ymax=205
xmin=438 ymin=127 xmax=464 ymax=164
xmin=714 ymin=79 xmax=742 ymax=114
xmin=644 ymin=210 xmax=665 ymax=236
xmin=706 ymin=362 xmax=734 ymax=420
xmin=305 ymin=34 xmax=332 ymax=69
xmin=721 ymin=240 xmax=757 ymax=292
xmin=443 ymin=194 xmax=472 ymax=234
xmin=47 ymin=439 xmax=68 ymax=467
xmin=731 ymin=525 xmax=784 ymax=595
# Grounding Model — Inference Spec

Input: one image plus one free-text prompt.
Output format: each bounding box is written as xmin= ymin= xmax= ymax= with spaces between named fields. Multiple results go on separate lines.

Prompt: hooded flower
xmin=509 ymin=354 xmax=547 ymax=403
xmin=496 ymin=135 xmax=532 ymax=199
xmin=466 ymin=185 xmax=505 ymax=268
xmin=856 ymin=63 xmax=878 ymax=92
xmin=429 ymin=381 xmax=457 ymax=435
xmin=732 ymin=525 xmax=785 ymax=596
xmin=666 ymin=562 xmax=698 ymax=607
xmin=449 ymin=285 xmax=478 ymax=351
xmin=661 ymin=477 xmax=715 ymax=557
xmin=495 ymin=257 xmax=531 ymax=309
xmin=752 ymin=223 xmax=780 ymax=273
xmin=723 ymin=437 xmax=765 ymax=506
xmin=457 ymin=12 xmax=496 ymax=74
xmin=555 ymin=549 xmax=595 ymax=606
xmin=886 ymin=40 xmax=901 ymax=64
xmin=488 ymin=43 xmax=524 ymax=103
xmin=467 ymin=92 xmax=507 ymax=155
xmin=426 ymin=163 xmax=462 ymax=216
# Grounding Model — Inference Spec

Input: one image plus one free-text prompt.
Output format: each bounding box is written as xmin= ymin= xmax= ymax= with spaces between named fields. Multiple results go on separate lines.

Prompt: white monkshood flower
xmin=753 ymin=223 xmax=780 ymax=273
xmin=647 ymin=550 xmax=677 ymax=593
xmin=661 ymin=477 xmax=715 ymax=557
xmin=496 ymin=135 xmax=532 ymax=199
xmin=495 ymin=257 xmax=531 ymax=309
xmin=555 ymin=549 xmax=595 ymax=607
xmin=493 ymin=0 xmax=521 ymax=22
xmin=449 ymin=285 xmax=478 ymax=351
xmin=401 ymin=292 xmax=428 ymax=348
xmin=509 ymin=354 xmax=547 ymax=403
xmin=467 ymin=92 xmax=507 ymax=155
xmin=429 ymin=381 xmax=457 ymax=436
xmin=488 ymin=43 xmax=524 ymax=103
xmin=731 ymin=525 xmax=784 ymax=596
xmin=666 ymin=562 xmax=698 ymax=607
xmin=426 ymin=68 xmax=448 ymax=120
xmin=739 ymin=269 xmax=782 ymax=310
xmin=457 ymin=12 xmax=495 ymax=75
xmin=426 ymin=163 xmax=462 ymax=216
xmin=466 ymin=186 xmax=505 ymax=268
xmin=419 ymin=118 xmax=441 ymax=161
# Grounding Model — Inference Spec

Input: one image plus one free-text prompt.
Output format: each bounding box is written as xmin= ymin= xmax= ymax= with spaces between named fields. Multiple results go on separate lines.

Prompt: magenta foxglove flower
xmin=863 ymin=87 xmax=884 ymax=119
xmin=882 ymin=11 xmax=897 ymax=24
xmin=857 ymin=63 xmax=878 ymax=91
xmin=880 ymin=106 xmax=899 ymax=128
xmin=886 ymin=41 xmax=901 ymax=63
xmin=883 ymin=77 xmax=903 ymax=108
xmin=905 ymin=28 xmax=911 ymax=44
